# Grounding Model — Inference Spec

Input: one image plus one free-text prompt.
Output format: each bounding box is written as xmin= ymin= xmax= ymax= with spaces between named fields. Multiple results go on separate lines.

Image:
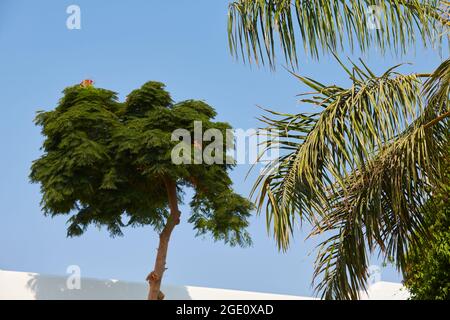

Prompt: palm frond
xmin=252 ymin=60 xmax=424 ymax=251
xmin=313 ymin=100 xmax=448 ymax=299
xmin=423 ymin=57 xmax=450 ymax=111
xmin=253 ymin=58 xmax=449 ymax=299
xmin=228 ymin=0 xmax=443 ymax=68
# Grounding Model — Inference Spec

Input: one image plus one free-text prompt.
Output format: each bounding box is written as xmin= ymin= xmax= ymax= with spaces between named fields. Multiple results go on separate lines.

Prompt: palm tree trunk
xmin=147 ymin=177 xmax=180 ymax=300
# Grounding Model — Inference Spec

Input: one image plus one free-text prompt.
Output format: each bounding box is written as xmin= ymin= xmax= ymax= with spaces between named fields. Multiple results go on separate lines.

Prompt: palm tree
xmin=227 ymin=0 xmax=450 ymax=299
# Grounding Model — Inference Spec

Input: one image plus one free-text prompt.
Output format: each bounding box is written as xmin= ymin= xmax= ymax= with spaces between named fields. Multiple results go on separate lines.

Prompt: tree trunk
xmin=146 ymin=177 xmax=180 ymax=300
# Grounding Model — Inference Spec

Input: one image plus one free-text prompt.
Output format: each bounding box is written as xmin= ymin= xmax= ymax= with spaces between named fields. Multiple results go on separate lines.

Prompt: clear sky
xmin=0 ymin=0 xmax=446 ymax=296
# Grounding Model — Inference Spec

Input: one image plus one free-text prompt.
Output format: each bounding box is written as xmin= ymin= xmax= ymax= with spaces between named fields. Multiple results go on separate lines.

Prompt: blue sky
xmin=0 ymin=0 xmax=446 ymax=296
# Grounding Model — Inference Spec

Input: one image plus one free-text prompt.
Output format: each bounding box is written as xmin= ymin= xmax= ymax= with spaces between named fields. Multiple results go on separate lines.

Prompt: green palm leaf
xmin=253 ymin=60 xmax=423 ymax=248
xmin=228 ymin=0 xmax=444 ymax=67
xmin=313 ymin=99 xmax=448 ymax=299
xmin=253 ymin=59 xmax=449 ymax=298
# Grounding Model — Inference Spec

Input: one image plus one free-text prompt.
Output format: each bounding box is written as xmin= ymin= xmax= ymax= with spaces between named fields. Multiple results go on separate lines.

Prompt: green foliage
xmin=228 ymin=0 xmax=444 ymax=68
xmin=30 ymin=81 xmax=253 ymax=246
xmin=403 ymin=144 xmax=450 ymax=300
xmin=252 ymin=59 xmax=449 ymax=299
xmin=227 ymin=0 xmax=449 ymax=301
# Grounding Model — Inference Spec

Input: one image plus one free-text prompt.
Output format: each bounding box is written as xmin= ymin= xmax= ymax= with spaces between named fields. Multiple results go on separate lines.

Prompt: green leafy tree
xmin=403 ymin=143 xmax=450 ymax=300
xmin=228 ymin=0 xmax=450 ymax=298
xmin=30 ymin=81 xmax=253 ymax=300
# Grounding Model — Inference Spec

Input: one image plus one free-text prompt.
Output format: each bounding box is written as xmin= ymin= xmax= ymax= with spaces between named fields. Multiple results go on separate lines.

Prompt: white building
xmin=0 ymin=269 xmax=409 ymax=300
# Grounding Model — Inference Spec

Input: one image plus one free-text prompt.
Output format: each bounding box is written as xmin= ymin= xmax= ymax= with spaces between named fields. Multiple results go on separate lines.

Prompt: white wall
xmin=0 ymin=270 xmax=408 ymax=300
xmin=0 ymin=270 xmax=307 ymax=300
